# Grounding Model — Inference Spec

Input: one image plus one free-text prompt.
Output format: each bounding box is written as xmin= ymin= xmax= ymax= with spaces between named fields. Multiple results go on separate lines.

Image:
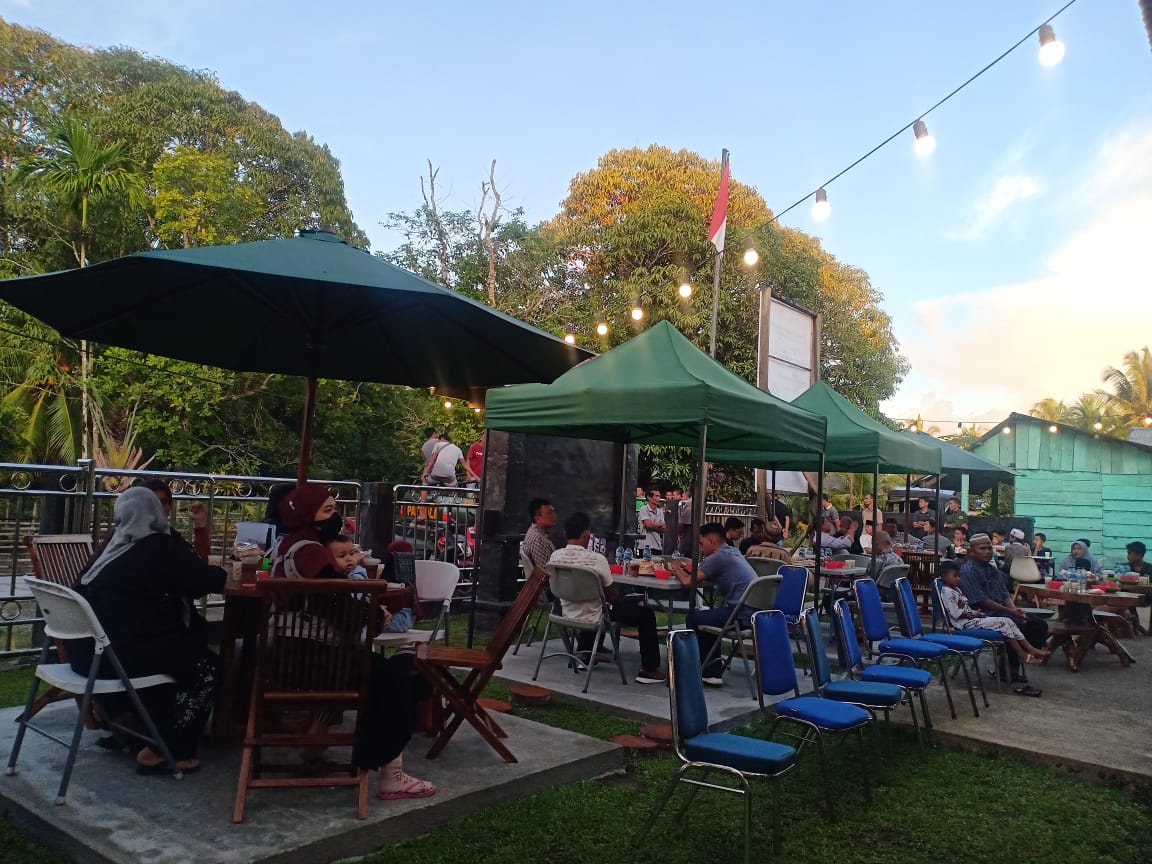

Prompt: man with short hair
xmin=1033 ymin=531 xmax=1053 ymax=575
xmin=638 ymin=489 xmax=665 ymax=554
xmin=419 ymin=427 xmax=440 ymax=465
xmin=466 ymin=436 xmax=485 ymax=483
xmin=866 ymin=530 xmax=903 ymax=582
xmin=816 ymin=516 xmax=853 ymax=552
xmin=738 ymin=517 xmax=768 ymax=555
xmin=836 ymin=513 xmax=863 ymax=555
xmin=854 ymin=492 xmax=881 ymax=532
xmin=522 ymin=498 xmax=558 ymax=575
xmin=744 ymin=523 xmax=793 ymax=563
xmin=942 ymin=498 xmax=966 ymax=531
xmin=960 ymin=533 xmax=1048 ymax=681
xmin=677 ymin=493 xmax=694 ymax=556
xmin=910 ymin=497 xmax=932 ymax=538
xmin=953 ymin=525 xmax=969 ymax=552
xmin=1125 ymin=541 xmax=1152 ymax=577
xmin=883 ymin=518 xmax=911 ymax=545
xmin=422 ymin=433 xmax=478 ymax=487
xmin=669 ymin=522 xmax=757 ymax=687
xmin=819 ymin=494 xmax=838 ymax=524
xmin=723 ymin=516 xmax=745 ymax=547
xmin=770 ymin=493 xmax=792 ymax=535
xmin=921 ymin=518 xmax=953 ymax=557
xmin=548 ymin=512 xmax=665 ymax=684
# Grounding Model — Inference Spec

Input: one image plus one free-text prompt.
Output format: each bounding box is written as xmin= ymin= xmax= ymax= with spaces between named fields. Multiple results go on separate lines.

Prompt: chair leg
xmin=956 ymin=654 xmax=979 ymax=718
xmin=932 ymin=658 xmax=958 ymax=720
xmin=531 ymin=618 xmax=552 ymax=681
xmin=635 ymin=769 xmax=683 ymax=848
xmin=5 ymin=651 xmax=46 ymax=775
xmin=772 ymin=776 xmax=783 ymax=853
xmin=854 ymin=727 xmax=871 ymax=801
xmin=611 ymin=625 xmax=627 ymax=686
xmin=105 ymin=651 xmax=181 ymax=776
xmin=974 ymin=650 xmax=991 ymax=708
xmin=55 ymin=666 xmax=99 ymax=805
xmin=813 ymin=733 xmax=835 ymax=820
xmin=357 ymin=769 xmax=370 ymax=820
xmin=581 ymin=624 xmax=601 ymax=693
xmin=742 ymin=773 xmax=752 ymax=864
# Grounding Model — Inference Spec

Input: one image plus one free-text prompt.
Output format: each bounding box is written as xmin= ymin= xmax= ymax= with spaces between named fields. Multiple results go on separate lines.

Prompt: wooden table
xmin=212 ymin=578 xmax=410 ymax=738
xmin=1017 ymin=584 xmax=1143 ymax=672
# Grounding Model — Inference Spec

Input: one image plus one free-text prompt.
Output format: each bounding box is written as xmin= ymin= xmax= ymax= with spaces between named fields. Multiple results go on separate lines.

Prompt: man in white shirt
xmin=548 ymin=512 xmax=665 ymax=684
xmin=637 ymin=489 xmax=665 ymax=553
xmin=422 ymin=433 xmax=478 ymax=487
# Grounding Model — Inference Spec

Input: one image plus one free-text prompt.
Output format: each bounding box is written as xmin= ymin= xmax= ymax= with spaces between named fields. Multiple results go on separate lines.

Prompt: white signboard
xmin=759 ymin=297 xmax=818 ymax=494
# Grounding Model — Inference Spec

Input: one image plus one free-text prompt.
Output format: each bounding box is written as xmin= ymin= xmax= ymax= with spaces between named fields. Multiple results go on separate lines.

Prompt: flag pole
xmin=707 ymin=149 xmax=730 ymax=358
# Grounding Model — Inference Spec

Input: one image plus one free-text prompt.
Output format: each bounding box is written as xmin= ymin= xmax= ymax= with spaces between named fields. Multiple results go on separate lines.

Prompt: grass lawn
xmin=1 ymin=615 xmax=1149 ymax=864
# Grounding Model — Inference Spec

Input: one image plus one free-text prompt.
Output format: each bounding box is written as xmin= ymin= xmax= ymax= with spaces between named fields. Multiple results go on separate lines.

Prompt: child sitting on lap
xmin=940 ymin=560 xmax=1051 ymax=665
xmin=327 ymin=534 xmax=414 ymax=633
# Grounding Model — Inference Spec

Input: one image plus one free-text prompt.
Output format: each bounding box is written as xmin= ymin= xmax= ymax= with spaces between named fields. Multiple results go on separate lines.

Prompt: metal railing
xmin=0 ymin=461 xmax=362 ymax=659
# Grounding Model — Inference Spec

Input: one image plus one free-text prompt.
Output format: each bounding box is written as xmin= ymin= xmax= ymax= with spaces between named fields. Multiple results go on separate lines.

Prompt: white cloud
xmin=948 ymin=173 xmax=1043 ymax=240
xmin=898 ymin=122 xmax=1152 ymax=419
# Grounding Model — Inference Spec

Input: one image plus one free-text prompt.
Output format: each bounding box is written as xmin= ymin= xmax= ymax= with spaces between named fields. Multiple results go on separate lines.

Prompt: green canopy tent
xmin=0 ymin=230 xmax=589 ymax=482
xmin=484 ymin=320 xmax=828 ymax=606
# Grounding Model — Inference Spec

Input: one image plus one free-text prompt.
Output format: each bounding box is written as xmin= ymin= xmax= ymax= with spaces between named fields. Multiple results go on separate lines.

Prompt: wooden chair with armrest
xmin=415 ymin=565 xmax=548 ymax=763
xmin=232 ymin=579 xmax=394 ymax=822
xmin=19 ymin=534 xmax=96 ymax=724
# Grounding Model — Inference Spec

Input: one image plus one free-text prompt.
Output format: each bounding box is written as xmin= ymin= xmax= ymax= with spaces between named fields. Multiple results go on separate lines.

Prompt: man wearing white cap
xmin=1003 ymin=528 xmax=1032 ymax=573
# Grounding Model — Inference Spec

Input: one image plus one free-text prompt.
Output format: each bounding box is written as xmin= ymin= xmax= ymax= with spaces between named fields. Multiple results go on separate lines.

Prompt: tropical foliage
xmin=1028 ymin=347 xmax=1152 ymax=438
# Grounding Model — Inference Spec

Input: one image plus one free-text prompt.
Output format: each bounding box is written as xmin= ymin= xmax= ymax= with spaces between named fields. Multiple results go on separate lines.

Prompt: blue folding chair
xmin=774 ymin=565 xmax=810 ymax=669
xmin=892 ymin=576 xmax=987 ymax=716
xmin=853 ymin=577 xmax=963 ymax=720
xmin=751 ymin=610 xmax=872 ymax=819
xmin=929 ymin=576 xmax=1008 ymax=691
xmin=636 ymin=630 xmax=798 ymax=861
xmin=831 ymin=598 xmax=931 ymax=743
xmin=800 ymin=607 xmax=908 ymax=748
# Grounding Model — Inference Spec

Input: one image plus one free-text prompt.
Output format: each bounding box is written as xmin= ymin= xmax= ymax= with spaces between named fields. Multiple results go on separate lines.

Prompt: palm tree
xmin=1029 ymin=398 xmax=1071 ymax=423
xmin=1099 ymin=346 xmax=1152 ymax=430
xmin=14 ymin=116 xmax=145 ymax=458
xmin=1066 ymin=393 xmax=1125 ymax=437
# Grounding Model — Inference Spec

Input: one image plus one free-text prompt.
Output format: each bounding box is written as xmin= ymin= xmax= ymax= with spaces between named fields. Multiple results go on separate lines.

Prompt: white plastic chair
xmin=415 ymin=559 xmax=462 ymax=645
xmin=534 ymin=562 xmax=627 ymax=693
xmin=5 ymin=578 xmax=182 ymax=803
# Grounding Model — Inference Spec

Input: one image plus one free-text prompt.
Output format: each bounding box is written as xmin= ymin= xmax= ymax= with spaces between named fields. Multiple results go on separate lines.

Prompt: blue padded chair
xmin=831 ymin=598 xmax=931 ymax=742
xmin=774 ymin=565 xmax=810 ymax=669
xmin=636 ymin=630 xmax=798 ymax=862
xmin=892 ymin=576 xmax=986 ymax=717
xmin=929 ymin=576 xmax=1008 ymax=691
xmin=853 ymin=577 xmax=962 ymax=720
xmin=800 ymin=607 xmax=909 ymax=747
xmin=752 ymin=610 xmax=872 ymax=819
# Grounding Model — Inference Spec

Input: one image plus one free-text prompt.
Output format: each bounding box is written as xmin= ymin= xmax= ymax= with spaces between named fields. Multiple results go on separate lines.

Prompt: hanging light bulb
xmin=1037 ymin=23 xmax=1065 ymax=66
xmin=678 ymin=281 xmax=693 ymax=298
xmin=473 ymin=407 xmax=482 ymax=414
xmin=595 ymin=321 xmax=609 ymax=336
xmin=913 ymin=119 xmax=936 ymax=157
xmin=630 ymin=304 xmax=644 ymax=321
xmin=742 ymin=237 xmax=759 ymax=267
xmin=563 ymin=333 xmax=576 ymax=344
xmin=1049 ymin=424 xmax=1058 ymax=434
xmin=1002 ymin=426 xmax=1012 ymax=435
xmin=1144 ymin=415 xmax=1152 ymax=427
xmin=1093 ymin=421 xmax=1103 ymax=431
xmin=443 ymin=400 xmax=453 ymax=409
xmin=812 ymin=187 xmax=831 ymax=221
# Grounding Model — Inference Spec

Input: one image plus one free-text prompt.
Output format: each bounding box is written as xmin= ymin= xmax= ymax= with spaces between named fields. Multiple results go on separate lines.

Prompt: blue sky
xmin=4 ymin=0 xmax=1150 ymax=427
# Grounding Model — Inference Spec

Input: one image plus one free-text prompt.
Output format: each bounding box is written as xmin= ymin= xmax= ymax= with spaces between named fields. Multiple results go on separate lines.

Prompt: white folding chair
xmin=534 ymin=562 xmax=627 ymax=693
xmin=6 ymin=578 xmax=182 ymax=803
xmin=415 ymin=560 xmax=462 ymax=645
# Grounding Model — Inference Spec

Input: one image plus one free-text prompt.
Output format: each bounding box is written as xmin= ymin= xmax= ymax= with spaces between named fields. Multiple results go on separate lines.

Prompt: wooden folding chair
xmin=233 ymin=579 xmax=393 ymax=823
xmin=19 ymin=534 xmax=96 ymax=724
xmin=415 ymin=567 xmax=548 ymax=763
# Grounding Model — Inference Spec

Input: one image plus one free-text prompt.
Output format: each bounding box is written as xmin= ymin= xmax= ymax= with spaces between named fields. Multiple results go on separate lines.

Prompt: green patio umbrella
xmin=0 ymin=230 xmax=589 ymax=481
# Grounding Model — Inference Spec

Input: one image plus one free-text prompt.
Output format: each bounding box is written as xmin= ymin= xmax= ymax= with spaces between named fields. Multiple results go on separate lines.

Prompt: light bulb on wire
xmin=913 ymin=119 xmax=936 ymax=157
xmin=595 ymin=322 xmax=609 ymax=336
xmin=630 ymin=305 xmax=644 ymax=321
xmin=1093 ymin=421 xmax=1103 ymax=432
xmin=1144 ymin=416 xmax=1152 ymax=427
xmin=812 ymin=187 xmax=831 ymax=221
xmin=563 ymin=333 xmax=576 ymax=344
xmin=678 ymin=281 xmax=693 ymax=299
xmin=1037 ymin=23 xmax=1065 ymax=66
xmin=1049 ymin=424 xmax=1058 ymax=434
xmin=742 ymin=237 xmax=759 ymax=267
xmin=443 ymin=400 xmax=453 ymax=409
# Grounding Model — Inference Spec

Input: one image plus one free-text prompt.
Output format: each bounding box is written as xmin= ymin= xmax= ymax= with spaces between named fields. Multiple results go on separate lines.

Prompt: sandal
xmin=1012 ymin=685 xmax=1042 ymax=698
xmin=136 ymin=759 xmax=200 ymax=775
xmin=377 ymin=773 xmax=437 ymax=800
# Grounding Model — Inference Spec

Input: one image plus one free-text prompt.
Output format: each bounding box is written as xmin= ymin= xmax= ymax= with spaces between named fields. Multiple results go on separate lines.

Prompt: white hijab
xmin=81 ymin=487 xmax=171 ymax=585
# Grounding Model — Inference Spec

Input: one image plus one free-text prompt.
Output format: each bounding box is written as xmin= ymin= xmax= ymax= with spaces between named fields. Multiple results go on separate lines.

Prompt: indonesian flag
xmin=707 ymin=149 xmax=730 ymax=253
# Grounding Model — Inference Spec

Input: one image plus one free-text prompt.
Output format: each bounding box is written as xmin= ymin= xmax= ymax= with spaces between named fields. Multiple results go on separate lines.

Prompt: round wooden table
xmin=1017 ymin=584 xmax=1142 ymax=671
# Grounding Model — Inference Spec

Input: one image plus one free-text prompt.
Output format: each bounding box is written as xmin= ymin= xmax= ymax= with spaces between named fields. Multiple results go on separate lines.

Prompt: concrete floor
xmin=0 ymin=702 xmax=620 ymax=864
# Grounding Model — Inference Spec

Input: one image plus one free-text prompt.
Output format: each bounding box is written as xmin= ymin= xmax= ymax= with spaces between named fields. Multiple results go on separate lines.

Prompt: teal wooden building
xmin=973 ymin=413 xmax=1152 ymax=566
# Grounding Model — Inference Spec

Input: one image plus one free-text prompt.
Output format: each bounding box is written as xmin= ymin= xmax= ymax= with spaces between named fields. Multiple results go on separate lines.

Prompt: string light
xmin=1038 ymin=23 xmax=1066 ymax=65
xmin=1143 ymin=416 xmax=1152 ymax=427
xmin=1002 ymin=427 xmax=1012 ymax=435
xmin=595 ymin=321 xmax=609 ymax=336
xmin=912 ymin=119 xmax=936 ymax=157
xmin=1093 ymin=421 xmax=1103 ymax=431
xmin=473 ymin=407 xmax=482 ymax=414
xmin=630 ymin=304 xmax=644 ymax=321
xmin=742 ymin=237 xmax=759 ymax=267
xmin=443 ymin=400 xmax=453 ymax=409
xmin=812 ymin=187 xmax=831 ymax=221
xmin=678 ymin=281 xmax=693 ymax=298
xmin=563 ymin=333 xmax=576 ymax=344
xmin=1049 ymin=424 xmax=1058 ymax=433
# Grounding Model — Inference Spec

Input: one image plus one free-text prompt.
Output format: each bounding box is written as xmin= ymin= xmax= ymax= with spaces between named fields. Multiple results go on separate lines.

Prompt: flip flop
xmin=377 ymin=776 xmax=437 ymax=800
xmin=136 ymin=760 xmax=200 ymax=776
xmin=1012 ymin=685 xmax=1042 ymax=698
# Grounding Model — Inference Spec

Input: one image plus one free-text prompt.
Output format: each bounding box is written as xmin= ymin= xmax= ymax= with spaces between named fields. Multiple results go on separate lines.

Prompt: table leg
xmin=1094 ymin=623 xmax=1135 ymax=667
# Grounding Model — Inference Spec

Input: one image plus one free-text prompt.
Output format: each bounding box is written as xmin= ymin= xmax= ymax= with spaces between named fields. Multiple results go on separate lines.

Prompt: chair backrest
xmin=739 ymin=575 xmax=783 ymax=611
xmin=24 ymin=576 xmax=107 ymax=646
xmin=831 ymin=598 xmax=865 ymax=672
xmin=851 ymin=554 xmax=872 ymax=569
xmin=929 ymin=577 xmax=954 ymax=632
xmin=877 ymin=563 xmax=909 ymax=590
xmin=545 ymin=563 xmax=607 ymax=606
xmin=392 ymin=551 xmax=417 ymax=586
xmin=892 ymin=577 xmax=923 ymax=638
xmin=801 ymin=607 xmax=833 ymax=691
xmin=830 ymin=553 xmax=855 ymax=563
xmin=748 ymin=557 xmax=785 ymax=577
xmin=1009 ymin=555 xmax=1042 ymax=584
xmin=774 ymin=566 xmax=809 ymax=616
xmin=852 ymin=578 xmax=891 ymax=642
xmin=669 ymin=629 xmax=709 ymax=746
xmin=752 ymin=610 xmax=800 ymax=700
xmin=414 ymin=559 xmax=461 ymax=603
xmin=485 ymin=567 xmax=548 ymax=661
xmin=256 ymin=579 xmax=389 ymax=693
xmin=26 ymin=534 xmax=94 ymax=588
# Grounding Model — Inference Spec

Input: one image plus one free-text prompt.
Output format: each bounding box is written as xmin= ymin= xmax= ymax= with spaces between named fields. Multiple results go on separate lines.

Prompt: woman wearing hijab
xmin=272 ymin=484 xmax=436 ymax=801
xmin=1059 ymin=539 xmax=1100 ymax=573
xmin=71 ymin=487 xmax=226 ymax=774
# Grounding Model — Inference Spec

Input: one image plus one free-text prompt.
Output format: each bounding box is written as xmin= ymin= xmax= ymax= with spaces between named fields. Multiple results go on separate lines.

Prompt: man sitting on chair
xmin=548 ymin=513 xmax=665 ymax=684
xmin=744 ymin=522 xmax=793 ymax=564
xmin=668 ymin=522 xmax=756 ymax=688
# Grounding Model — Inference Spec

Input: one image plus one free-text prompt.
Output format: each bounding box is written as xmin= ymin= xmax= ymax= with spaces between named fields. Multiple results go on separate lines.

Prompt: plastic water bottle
xmin=623 ymin=547 xmax=633 ymax=567
xmin=643 ymin=545 xmax=652 ymax=561
xmin=615 ymin=546 xmax=625 ymax=567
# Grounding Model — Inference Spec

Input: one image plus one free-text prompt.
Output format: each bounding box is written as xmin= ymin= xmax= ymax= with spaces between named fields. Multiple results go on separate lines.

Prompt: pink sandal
xmin=377 ymin=773 xmax=437 ymax=800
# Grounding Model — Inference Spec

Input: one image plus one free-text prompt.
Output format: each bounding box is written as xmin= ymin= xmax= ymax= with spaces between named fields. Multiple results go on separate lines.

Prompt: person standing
xmin=548 ymin=512 xmax=665 ymax=684
xmin=638 ymin=489 xmax=665 ymax=554
xmin=466 ymin=436 xmax=485 ymax=484
xmin=942 ymin=498 xmax=966 ymax=531
xmin=819 ymin=494 xmax=838 ymax=524
xmin=770 ymin=494 xmax=792 ymax=535
xmin=422 ymin=433 xmax=477 ymax=488
xmin=910 ymin=497 xmax=933 ymax=538
xmin=854 ymin=492 xmax=881 ymax=531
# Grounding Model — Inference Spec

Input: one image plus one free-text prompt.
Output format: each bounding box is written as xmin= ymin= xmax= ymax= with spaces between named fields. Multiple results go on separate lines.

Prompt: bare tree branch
xmin=477 ymin=158 xmax=502 ymax=306
xmin=420 ymin=160 xmax=452 ymax=287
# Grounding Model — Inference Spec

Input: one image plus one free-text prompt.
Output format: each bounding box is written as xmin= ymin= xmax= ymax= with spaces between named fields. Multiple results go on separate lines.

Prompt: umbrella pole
xmin=689 ymin=423 xmax=708 ymax=611
xmin=617 ymin=439 xmax=630 ymax=558
xmin=297 ymin=376 xmax=318 ymax=485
